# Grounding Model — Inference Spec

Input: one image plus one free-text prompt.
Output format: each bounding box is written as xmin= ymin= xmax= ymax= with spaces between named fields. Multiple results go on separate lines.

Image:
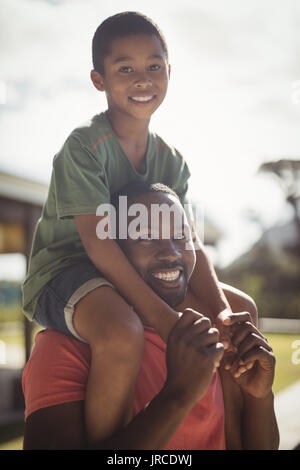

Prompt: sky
xmin=1 ymin=0 xmax=300 ymax=279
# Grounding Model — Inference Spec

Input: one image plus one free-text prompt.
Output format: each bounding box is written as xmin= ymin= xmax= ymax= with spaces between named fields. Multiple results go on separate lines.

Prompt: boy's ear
xmin=168 ymin=63 xmax=171 ymax=80
xmin=90 ymin=69 xmax=105 ymax=92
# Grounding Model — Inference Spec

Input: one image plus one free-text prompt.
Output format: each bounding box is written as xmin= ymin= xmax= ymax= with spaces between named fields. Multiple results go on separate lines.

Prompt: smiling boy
xmin=23 ymin=12 xmax=236 ymax=445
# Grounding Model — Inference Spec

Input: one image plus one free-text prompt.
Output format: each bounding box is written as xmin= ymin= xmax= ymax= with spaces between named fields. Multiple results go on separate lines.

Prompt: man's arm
xmin=242 ymin=392 xmax=279 ymax=450
xmin=223 ymin=319 xmax=279 ymax=449
xmin=189 ymin=231 xmax=231 ymax=320
xmin=23 ymin=402 xmax=86 ymax=450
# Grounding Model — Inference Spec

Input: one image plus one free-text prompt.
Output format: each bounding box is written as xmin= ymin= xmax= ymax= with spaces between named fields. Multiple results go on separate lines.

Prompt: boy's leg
xmin=73 ymin=286 xmax=144 ymax=446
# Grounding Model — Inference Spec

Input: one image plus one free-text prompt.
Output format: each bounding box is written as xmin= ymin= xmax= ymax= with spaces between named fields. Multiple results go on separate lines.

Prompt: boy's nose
xmin=134 ymin=73 xmax=152 ymax=88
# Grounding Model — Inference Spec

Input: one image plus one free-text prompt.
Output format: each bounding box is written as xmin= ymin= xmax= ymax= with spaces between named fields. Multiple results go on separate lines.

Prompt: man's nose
xmin=156 ymin=239 xmax=182 ymax=262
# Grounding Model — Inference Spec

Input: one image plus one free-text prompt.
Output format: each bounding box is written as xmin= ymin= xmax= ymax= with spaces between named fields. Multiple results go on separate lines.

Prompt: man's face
xmin=119 ymin=191 xmax=196 ymax=308
xmin=93 ymin=34 xmax=170 ymax=121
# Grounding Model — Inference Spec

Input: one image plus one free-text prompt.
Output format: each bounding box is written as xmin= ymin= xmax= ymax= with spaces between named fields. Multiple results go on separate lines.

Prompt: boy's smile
xmin=91 ymin=34 xmax=170 ymax=122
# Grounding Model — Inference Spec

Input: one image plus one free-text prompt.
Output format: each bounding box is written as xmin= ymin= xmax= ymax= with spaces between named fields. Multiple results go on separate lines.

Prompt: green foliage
xmin=219 ymin=244 xmax=300 ymax=319
xmin=0 ymin=305 xmax=23 ymax=323
xmin=265 ymin=333 xmax=300 ymax=393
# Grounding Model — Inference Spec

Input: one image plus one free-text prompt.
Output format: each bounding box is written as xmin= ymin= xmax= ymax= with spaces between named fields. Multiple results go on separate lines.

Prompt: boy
xmin=22 ymin=12 xmax=235 ymax=444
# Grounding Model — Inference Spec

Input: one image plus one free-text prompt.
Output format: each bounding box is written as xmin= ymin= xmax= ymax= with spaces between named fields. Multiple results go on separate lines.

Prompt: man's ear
xmin=168 ymin=63 xmax=171 ymax=80
xmin=90 ymin=69 xmax=105 ymax=91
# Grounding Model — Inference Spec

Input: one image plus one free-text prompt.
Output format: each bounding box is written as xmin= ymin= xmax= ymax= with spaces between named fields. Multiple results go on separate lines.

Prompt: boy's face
xmin=119 ymin=192 xmax=196 ymax=308
xmin=91 ymin=34 xmax=170 ymax=121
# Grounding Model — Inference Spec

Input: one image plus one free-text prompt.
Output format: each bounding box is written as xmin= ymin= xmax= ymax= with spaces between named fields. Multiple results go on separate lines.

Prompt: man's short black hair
xmin=92 ymin=11 xmax=169 ymax=74
xmin=111 ymin=182 xmax=179 ymax=211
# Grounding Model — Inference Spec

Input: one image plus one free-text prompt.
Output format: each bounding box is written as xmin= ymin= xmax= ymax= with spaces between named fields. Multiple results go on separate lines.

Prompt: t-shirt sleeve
xmin=171 ymin=150 xmax=194 ymax=226
xmin=171 ymin=150 xmax=191 ymax=206
xmin=53 ymin=135 xmax=110 ymax=219
xmin=22 ymin=329 xmax=90 ymax=420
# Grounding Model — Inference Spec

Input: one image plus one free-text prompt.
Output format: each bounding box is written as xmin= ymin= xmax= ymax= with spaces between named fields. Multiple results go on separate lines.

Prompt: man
xmin=22 ymin=183 xmax=279 ymax=449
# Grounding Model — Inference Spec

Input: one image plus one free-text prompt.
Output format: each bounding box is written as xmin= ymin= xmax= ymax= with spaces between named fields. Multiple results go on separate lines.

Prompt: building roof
xmin=0 ymin=170 xmax=48 ymax=206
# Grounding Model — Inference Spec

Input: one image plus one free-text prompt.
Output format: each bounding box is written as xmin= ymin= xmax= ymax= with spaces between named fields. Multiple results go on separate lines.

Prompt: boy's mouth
xmin=128 ymin=95 xmax=156 ymax=104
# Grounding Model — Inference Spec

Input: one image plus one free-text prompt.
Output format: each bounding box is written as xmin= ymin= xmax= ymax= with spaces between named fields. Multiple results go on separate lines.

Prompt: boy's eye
xmin=148 ymin=64 xmax=161 ymax=71
xmin=119 ymin=66 xmax=133 ymax=73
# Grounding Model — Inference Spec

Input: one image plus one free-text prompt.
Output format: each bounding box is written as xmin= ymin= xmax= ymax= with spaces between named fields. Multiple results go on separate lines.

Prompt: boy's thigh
xmin=73 ymin=285 xmax=144 ymax=345
xmin=34 ymin=261 xmax=122 ymax=341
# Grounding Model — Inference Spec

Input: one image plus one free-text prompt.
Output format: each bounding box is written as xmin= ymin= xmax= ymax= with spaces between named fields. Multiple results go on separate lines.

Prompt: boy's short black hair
xmin=92 ymin=11 xmax=169 ymax=74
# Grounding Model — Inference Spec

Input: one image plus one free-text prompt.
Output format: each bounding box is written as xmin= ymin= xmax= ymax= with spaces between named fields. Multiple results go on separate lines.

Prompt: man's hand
xmin=222 ymin=321 xmax=275 ymax=398
xmin=164 ymin=308 xmax=224 ymax=408
xmin=214 ymin=309 xmax=253 ymax=350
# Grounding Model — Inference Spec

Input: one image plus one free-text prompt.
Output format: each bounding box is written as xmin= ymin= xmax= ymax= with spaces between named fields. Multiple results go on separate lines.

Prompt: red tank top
xmin=134 ymin=327 xmax=226 ymax=450
xmin=23 ymin=327 xmax=225 ymax=449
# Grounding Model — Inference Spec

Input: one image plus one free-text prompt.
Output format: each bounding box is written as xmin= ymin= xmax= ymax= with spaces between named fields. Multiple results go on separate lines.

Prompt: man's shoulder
xmin=31 ymin=329 xmax=90 ymax=363
xmin=220 ymin=282 xmax=258 ymax=326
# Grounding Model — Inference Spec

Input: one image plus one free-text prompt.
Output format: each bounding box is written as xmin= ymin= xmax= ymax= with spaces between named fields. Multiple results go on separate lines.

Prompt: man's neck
xmin=142 ymin=288 xmax=213 ymax=328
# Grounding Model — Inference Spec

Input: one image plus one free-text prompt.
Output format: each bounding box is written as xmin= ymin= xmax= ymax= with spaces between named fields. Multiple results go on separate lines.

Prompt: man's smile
xmin=148 ymin=266 xmax=185 ymax=289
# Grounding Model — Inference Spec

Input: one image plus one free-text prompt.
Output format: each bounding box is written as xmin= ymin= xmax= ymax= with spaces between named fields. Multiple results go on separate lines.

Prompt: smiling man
xmin=22 ymin=182 xmax=279 ymax=450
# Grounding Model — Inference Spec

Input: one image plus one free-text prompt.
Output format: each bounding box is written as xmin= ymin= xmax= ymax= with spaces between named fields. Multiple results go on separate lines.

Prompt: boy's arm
xmin=75 ymin=214 xmax=179 ymax=341
xmin=189 ymin=230 xmax=231 ymax=321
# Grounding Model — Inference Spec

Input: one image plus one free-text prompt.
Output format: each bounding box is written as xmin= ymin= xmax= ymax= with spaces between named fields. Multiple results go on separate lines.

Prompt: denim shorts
xmin=33 ymin=260 xmax=114 ymax=342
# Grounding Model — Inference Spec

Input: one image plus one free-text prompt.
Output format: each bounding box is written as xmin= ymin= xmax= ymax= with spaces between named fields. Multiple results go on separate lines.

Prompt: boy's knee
xmin=90 ymin=308 xmax=145 ymax=358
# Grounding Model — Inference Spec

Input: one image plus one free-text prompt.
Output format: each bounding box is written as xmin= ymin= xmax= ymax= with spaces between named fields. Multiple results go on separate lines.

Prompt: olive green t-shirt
xmin=22 ymin=111 xmax=191 ymax=320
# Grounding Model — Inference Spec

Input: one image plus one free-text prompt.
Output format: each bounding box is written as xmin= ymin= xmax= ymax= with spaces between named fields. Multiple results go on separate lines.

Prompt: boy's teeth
xmin=130 ymin=96 xmax=153 ymax=102
xmin=152 ymin=270 xmax=180 ymax=281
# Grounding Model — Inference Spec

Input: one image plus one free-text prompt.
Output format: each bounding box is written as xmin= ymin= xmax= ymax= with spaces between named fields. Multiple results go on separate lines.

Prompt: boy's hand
xmin=222 ymin=321 xmax=275 ymax=398
xmin=165 ymin=309 xmax=224 ymax=407
xmin=215 ymin=310 xmax=253 ymax=352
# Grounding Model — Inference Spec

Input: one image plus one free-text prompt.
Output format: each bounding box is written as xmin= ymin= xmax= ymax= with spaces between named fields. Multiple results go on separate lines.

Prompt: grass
xmin=265 ymin=333 xmax=300 ymax=394
xmin=0 ymin=332 xmax=299 ymax=450
xmin=0 ymin=436 xmax=23 ymax=451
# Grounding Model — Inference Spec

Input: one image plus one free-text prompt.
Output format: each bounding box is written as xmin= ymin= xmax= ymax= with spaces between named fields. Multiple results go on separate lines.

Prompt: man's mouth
xmin=147 ymin=266 xmax=187 ymax=307
xmin=149 ymin=267 xmax=185 ymax=287
xmin=152 ymin=269 xmax=181 ymax=282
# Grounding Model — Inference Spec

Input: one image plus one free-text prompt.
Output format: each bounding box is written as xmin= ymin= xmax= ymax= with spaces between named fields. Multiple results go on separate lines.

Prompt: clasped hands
xmin=214 ymin=309 xmax=275 ymax=398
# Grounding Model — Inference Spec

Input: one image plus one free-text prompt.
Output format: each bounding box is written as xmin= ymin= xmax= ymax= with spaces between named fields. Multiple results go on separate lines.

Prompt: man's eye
xmin=119 ymin=66 xmax=133 ymax=73
xmin=136 ymin=234 xmax=152 ymax=241
xmin=149 ymin=64 xmax=161 ymax=71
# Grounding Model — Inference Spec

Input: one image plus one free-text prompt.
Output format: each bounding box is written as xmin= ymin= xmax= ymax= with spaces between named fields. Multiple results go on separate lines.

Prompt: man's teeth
xmin=130 ymin=96 xmax=153 ymax=102
xmin=152 ymin=270 xmax=181 ymax=282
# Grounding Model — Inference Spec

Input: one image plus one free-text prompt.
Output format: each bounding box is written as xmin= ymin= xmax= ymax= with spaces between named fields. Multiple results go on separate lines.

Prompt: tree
xmin=259 ymin=159 xmax=300 ymax=255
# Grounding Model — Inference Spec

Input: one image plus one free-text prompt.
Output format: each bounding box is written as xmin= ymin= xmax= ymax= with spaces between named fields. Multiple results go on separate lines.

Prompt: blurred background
xmin=0 ymin=0 xmax=299 ymax=450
